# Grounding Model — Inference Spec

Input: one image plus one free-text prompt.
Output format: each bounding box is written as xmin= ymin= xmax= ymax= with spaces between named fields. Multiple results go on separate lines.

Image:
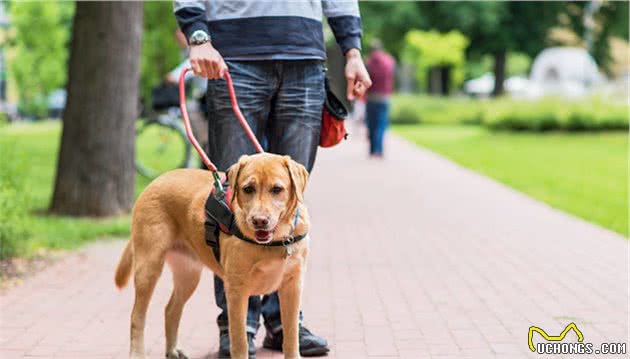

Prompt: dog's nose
xmin=251 ymin=216 xmax=269 ymax=229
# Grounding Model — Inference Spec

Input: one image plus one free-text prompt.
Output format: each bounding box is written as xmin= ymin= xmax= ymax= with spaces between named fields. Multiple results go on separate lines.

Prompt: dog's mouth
xmin=254 ymin=229 xmax=274 ymax=244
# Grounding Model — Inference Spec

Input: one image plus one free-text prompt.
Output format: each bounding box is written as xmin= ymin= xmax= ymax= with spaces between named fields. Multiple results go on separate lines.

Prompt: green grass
xmin=394 ymin=125 xmax=629 ymax=236
xmin=0 ymin=121 xmax=187 ymax=257
xmin=1 ymin=120 xmax=627 ymax=258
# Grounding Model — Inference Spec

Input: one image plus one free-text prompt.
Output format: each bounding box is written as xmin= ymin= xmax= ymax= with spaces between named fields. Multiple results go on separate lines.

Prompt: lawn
xmin=394 ymin=124 xmax=628 ymax=236
xmin=0 ymin=121 xmax=178 ymax=258
xmin=1 ymin=121 xmax=627 ymax=259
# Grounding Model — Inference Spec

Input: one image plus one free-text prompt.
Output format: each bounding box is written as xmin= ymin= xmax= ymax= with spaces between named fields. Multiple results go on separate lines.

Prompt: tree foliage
xmin=8 ymin=2 xmax=182 ymax=114
xmin=402 ymin=30 xmax=469 ymax=89
xmin=141 ymin=2 xmax=181 ymax=104
xmin=361 ymin=1 xmax=565 ymax=95
xmin=562 ymin=1 xmax=629 ymax=74
xmin=7 ymin=1 xmax=73 ymax=117
xmin=371 ymin=1 xmax=564 ymax=60
xmin=360 ymin=2 xmax=426 ymax=57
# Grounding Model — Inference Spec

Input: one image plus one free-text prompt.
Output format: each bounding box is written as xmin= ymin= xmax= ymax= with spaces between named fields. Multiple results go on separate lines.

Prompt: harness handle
xmin=178 ymin=67 xmax=264 ymax=174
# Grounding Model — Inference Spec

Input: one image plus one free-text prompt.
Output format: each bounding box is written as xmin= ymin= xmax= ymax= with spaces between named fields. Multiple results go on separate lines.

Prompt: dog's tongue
xmin=255 ymin=230 xmax=270 ymax=240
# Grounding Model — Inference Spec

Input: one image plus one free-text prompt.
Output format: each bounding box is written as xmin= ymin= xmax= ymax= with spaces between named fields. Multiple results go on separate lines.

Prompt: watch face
xmin=191 ymin=31 xmax=209 ymax=45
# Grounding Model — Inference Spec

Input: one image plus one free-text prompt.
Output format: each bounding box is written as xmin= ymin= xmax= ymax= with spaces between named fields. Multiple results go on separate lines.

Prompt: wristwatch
xmin=189 ymin=30 xmax=211 ymax=46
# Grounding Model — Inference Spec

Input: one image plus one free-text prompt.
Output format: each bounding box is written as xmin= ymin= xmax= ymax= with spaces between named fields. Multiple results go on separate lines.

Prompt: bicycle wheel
xmin=135 ymin=117 xmax=192 ymax=179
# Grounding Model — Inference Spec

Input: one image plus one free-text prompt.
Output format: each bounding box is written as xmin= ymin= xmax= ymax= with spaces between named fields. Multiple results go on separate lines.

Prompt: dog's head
xmin=227 ymin=153 xmax=308 ymax=244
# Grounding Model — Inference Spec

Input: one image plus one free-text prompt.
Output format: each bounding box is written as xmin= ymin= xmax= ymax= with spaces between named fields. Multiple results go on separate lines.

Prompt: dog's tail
xmin=115 ymin=241 xmax=133 ymax=289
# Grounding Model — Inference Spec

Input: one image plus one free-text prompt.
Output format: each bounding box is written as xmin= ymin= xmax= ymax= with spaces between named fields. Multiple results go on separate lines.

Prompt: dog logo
xmin=528 ymin=322 xmax=584 ymax=352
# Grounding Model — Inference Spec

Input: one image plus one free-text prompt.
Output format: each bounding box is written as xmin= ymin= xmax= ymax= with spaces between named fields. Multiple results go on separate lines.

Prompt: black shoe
xmin=263 ymin=325 xmax=330 ymax=356
xmin=218 ymin=331 xmax=256 ymax=358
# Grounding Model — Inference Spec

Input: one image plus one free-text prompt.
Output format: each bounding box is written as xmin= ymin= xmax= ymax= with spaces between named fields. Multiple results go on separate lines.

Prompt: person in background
xmin=365 ymin=39 xmax=395 ymax=158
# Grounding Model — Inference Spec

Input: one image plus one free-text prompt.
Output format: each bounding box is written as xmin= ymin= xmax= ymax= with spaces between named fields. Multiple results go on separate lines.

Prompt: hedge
xmin=390 ymin=94 xmax=483 ymax=125
xmin=391 ymin=95 xmax=629 ymax=132
xmin=483 ymin=98 xmax=628 ymax=132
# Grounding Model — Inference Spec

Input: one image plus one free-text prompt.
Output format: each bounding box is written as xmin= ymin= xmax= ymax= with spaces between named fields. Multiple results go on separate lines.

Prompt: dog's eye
xmin=243 ymin=186 xmax=255 ymax=194
xmin=271 ymin=186 xmax=284 ymax=194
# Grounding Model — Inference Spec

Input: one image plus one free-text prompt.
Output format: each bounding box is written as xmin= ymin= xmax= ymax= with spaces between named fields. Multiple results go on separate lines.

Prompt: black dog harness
xmin=204 ymin=180 xmax=307 ymax=262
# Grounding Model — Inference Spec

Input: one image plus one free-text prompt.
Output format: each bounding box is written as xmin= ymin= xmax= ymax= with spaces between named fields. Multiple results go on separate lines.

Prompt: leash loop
xmin=178 ymin=67 xmax=264 ymax=175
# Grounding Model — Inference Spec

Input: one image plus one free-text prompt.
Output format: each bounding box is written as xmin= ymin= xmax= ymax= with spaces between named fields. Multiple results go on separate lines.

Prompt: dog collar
xmin=229 ymin=207 xmax=305 ymax=254
xmin=227 ymin=207 xmax=305 ymax=259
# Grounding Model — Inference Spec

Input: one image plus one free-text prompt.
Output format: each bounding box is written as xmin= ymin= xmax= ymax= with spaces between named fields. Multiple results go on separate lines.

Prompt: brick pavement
xmin=1 ymin=134 xmax=627 ymax=358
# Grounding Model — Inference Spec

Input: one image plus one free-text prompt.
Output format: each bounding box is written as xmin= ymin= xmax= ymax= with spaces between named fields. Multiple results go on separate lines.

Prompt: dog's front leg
xmin=278 ymin=275 xmax=302 ymax=359
xmin=226 ymin=285 xmax=251 ymax=359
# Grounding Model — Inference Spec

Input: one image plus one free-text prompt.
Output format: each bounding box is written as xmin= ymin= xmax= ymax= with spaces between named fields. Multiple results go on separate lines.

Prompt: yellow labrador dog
xmin=115 ymin=153 xmax=310 ymax=359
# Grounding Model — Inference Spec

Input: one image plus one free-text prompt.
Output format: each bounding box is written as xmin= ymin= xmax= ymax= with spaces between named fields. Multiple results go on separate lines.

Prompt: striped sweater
xmin=173 ymin=0 xmax=362 ymax=60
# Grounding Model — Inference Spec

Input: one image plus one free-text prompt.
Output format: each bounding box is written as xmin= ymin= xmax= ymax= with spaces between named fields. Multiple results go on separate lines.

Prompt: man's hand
xmin=190 ymin=42 xmax=228 ymax=79
xmin=344 ymin=48 xmax=372 ymax=101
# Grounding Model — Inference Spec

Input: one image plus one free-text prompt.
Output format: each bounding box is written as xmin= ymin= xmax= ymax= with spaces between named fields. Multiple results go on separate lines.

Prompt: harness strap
xmin=204 ymin=192 xmax=234 ymax=261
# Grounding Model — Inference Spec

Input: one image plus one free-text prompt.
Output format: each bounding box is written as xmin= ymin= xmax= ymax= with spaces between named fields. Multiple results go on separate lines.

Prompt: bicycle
xmin=135 ymin=106 xmax=194 ymax=179
xmin=135 ymin=82 xmax=208 ymax=179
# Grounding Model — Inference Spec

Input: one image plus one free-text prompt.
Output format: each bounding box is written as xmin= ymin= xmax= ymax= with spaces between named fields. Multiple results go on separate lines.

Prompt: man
xmin=365 ymin=39 xmax=395 ymax=158
xmin=173 ymin=1 xmax=371 ymax=357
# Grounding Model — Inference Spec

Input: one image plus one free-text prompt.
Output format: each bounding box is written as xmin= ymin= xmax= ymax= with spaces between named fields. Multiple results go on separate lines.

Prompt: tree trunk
xmin=50 ymin=2 xmax=143 ymax=216
xmin=428 ymin=67 xmax=441 ymax=95
xmin=492 ymin=50 xmax=506 ymax=97
xmin=439 ymin=66 xmax=450 ymax=96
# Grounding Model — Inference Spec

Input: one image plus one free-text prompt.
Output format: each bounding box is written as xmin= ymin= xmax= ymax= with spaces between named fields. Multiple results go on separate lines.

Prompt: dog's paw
xmin=165 ymin=349 xmax=189 ymax=359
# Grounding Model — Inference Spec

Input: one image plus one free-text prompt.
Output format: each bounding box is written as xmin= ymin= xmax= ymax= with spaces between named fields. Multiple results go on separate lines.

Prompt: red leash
xmin=178 ymin=67 xmax=264 ymax=173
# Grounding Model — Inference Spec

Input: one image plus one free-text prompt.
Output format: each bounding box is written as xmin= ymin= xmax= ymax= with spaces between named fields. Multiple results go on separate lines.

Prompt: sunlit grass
xmin=394 ymin=124 xmax=628 ymax=236
xmin=0 ymin=120 xmax=198 ymax=257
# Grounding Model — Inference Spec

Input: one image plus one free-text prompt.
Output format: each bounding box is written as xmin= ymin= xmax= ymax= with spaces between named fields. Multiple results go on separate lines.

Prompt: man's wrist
xmin=190 ymin=41 xmax=213 ymax=50
xmin=345 ymin=48 xmax=361 ymax=60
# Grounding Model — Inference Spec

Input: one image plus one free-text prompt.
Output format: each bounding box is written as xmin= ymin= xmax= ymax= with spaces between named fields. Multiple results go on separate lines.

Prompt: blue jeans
xmin=366 ymin=100 xmax=390 ymax=155
xmin=206 ymin=60 xmax=325 ymax=335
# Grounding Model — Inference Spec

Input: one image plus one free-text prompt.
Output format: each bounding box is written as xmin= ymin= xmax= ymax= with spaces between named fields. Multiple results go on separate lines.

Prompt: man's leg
xmin=207 ymin=60 xmax=275 ymax=170
xmin=366 ymin=101 xmax=379 ymax=155
xmin=214 ymin=276 xmax=261 ymax=336
xmin=266 ymin=60 xmax=325 ymax=171
xmin=206 ymin=60 xmax=276 ymax=356
xmin=264 ymin=59 xmax=324 ymax=326
xmin=374 ymin=101 xmax=389 ymax=155
xmin=260 ymin=292 xmax=304 ymax=335
xmin=380 ymin=101 xmax=391 ymax=155
xmin=262 ymin=60 xmax=329 ymax=356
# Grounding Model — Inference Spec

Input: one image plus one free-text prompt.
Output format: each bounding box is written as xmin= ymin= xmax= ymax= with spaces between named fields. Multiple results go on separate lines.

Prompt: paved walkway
xmin=1 ymin=134 xmax=627 ymax=358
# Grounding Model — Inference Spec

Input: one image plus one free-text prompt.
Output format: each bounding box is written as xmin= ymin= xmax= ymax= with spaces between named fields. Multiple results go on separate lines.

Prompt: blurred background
xmin=0 ymin=1 xmax=628 ymax=263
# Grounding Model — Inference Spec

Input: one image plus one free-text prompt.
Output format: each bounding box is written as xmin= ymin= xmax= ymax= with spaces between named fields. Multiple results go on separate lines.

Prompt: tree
xmin=50 ymin=2 xmax=143 ymax=216
xmin=418 ymin=1 xmax=563 ymax=96
xmin=563 ymin=1 xmax=629 ymax=75
xmin=360 ymin=1 xmax=563 ymax=95
xmin=7 ymin=1 xmax=73 ymax=117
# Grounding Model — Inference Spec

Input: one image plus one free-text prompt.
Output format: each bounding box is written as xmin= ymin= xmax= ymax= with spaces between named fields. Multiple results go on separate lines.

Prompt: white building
xmin=526 ymin=47 xmax=603 ymax=98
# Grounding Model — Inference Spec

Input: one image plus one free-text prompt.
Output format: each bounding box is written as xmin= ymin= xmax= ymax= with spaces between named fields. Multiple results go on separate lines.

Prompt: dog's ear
xmin=284 ymin=156 xmax=308 ymax=217
xmin=227 ymin=155 xmax=249 ymax=205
